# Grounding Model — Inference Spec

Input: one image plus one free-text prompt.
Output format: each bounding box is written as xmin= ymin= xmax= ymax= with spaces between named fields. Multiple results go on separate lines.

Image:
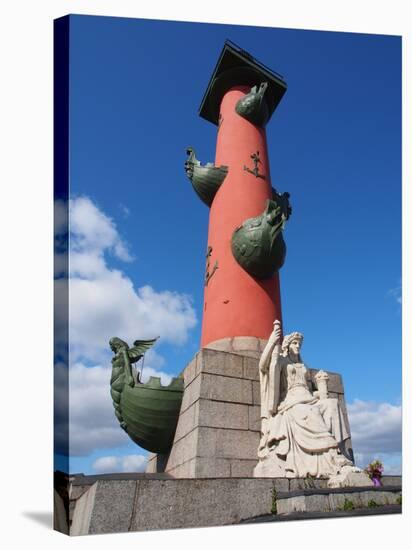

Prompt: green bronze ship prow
xmin=235 ymin=82 xmax=269 ymax=127
xmin=185 ymin=146 xmax=228 ymax=207
xmin=109 ymin=337 xmax=184 ymax=454
xmin=119 ymin=376 xmax=184 ymax=453
xmin=231 ymin=191 xmax=291 ymax=279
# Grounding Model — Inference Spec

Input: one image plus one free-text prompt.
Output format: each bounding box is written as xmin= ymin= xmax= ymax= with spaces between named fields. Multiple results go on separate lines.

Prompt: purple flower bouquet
xmin=366 ymin=460 xmax=384 ymax=487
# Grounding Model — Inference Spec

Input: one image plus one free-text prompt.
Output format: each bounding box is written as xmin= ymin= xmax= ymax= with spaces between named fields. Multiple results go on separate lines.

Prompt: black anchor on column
xmin=243 ymin=151 xmax=266 ymax=180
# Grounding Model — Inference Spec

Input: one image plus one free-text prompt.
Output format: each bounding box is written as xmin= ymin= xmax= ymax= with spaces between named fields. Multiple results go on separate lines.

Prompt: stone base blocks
xmin=276 ymin=484 xmax=402 ymax=515
xmin=71 ymin=477 xmax=279 ymax=534
xmin=69 ymin=474 xmax=401 ymax=535
xmin=146 ymin=338 xmax=353 ymax=478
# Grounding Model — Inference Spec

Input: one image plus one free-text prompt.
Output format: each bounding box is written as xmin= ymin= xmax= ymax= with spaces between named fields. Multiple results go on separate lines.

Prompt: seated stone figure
xmin=254 ymin=321 xmax=370 ymax=486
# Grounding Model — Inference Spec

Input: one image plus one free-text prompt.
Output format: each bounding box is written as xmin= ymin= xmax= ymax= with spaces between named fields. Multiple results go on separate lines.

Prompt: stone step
xmin=67 ymin=474 xmax=402 ymax=534
xmin=241 ymin=504 xmax=402 ymax=523
xmin=275 ymin=485 xmax=402 ymax=515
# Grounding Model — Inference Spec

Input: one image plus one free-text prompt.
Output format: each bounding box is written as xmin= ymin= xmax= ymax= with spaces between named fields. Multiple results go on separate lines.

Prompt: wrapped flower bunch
xmin=365 ymin=459 xmax=384 ymax=487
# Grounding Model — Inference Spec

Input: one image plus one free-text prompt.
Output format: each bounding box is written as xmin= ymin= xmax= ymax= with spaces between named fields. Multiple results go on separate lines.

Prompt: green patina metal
xmin=244 ymin=151 xmax=266 ymax=180
xmin=235 ymin=82 xmax=269 ymax=127
xmin=199 ymin=41 xmax=287 ymax=126
xmin=231 ymin=192 xmax=291 ymax=279
xmin=118 ymin=376 xmax=184 ymax=453
xmin=185 ymin=147 xmax=228 ymax=207
xmin=109 ymin=337 xmax=184 ymax=454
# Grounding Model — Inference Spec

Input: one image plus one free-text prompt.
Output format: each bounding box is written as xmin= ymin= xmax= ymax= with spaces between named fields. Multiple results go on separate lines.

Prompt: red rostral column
xmin=197 ymin=42 xmax=288 ymax=348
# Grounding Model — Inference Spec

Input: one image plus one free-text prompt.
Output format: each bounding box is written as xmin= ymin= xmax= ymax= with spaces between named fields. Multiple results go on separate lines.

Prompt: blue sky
xmin=55 ymin=15 xmax=401 ymax=475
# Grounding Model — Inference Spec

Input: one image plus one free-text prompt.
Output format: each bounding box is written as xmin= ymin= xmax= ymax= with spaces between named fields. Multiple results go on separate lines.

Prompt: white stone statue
xmin=253 ymin=320 xmax=372 ymax=487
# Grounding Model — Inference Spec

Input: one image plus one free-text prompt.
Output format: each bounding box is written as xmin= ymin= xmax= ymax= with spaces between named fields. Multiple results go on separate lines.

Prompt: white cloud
xmin=69 ymin=276 xmax=196 ymax=363
xmin=67 ymin=357 xmax=175 ymax=456
xmin=67 ymin=362 xmax=128 ymax=455
xmin=70 ymin=196 xmax=133 ymax=262
xmin=354 ymin=452 xmax=402 ymax=475
xmin=140 ymin=366 xmax=171 ymax=385
xmin=92 ymin=454 xmax=147 ymax=474
xmin=53 ymin=196 xmax=197 ymax=458
xmin=121 ymin=454 xmax=147 ymax=471
xmin=347 ymin=399 xmax=402 ymax=473
xmin=66 ymin=196 xmax=197 ymax=363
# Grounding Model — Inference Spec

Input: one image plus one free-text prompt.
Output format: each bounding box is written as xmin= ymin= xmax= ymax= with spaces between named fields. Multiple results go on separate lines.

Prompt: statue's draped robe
xmin=259 ymin=346 xmax=350 ymax=477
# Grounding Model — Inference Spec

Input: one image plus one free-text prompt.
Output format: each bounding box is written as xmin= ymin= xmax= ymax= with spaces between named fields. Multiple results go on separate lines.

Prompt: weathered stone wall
xmin=146 ymin=340 xmax=353 ymax=478
xmin=69 ymin=474 xmax=402 ymax=535
xmin=70 ymin=476 xmax=281 ymax=535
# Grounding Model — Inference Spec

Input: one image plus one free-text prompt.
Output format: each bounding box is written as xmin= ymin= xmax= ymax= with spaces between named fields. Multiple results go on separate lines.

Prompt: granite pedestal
xmin=68 ymin=474 xmax=401 ymax=535
xmin=146 ymin=337 xmax=353 ymax=478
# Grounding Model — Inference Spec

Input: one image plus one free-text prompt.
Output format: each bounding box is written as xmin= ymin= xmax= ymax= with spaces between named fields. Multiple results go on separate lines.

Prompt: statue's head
xmin=109 ymin=337 xmax=129 ymax=353
xmin=282 ymin=332 xmax=303 ymax=360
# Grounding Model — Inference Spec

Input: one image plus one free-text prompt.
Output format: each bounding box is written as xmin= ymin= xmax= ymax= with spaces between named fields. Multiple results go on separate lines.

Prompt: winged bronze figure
xmin=109 ymin=337 xmax=184 ymax=454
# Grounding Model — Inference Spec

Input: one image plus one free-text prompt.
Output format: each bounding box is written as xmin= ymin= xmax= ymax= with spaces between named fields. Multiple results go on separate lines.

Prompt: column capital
xmin=199 ymin=40 xmax=287 ymax=126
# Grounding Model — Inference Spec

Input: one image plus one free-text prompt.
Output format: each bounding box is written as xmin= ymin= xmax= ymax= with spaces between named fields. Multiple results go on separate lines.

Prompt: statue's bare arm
xmin=259 ymin=319 xmax=282 ymax=373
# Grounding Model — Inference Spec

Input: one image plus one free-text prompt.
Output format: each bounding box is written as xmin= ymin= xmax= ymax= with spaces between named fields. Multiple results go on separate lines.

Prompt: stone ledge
xmin=71 ymin=472 xmax=173 ymax=485
xmin=241 ymin=504 xmax=402 ymax=523
xmin=277 ymin=485 xmax=402 ymax=498
xmin=381 ymin=475 xmax=402 ymax=486
xmin=70 ymin=477 xmax=280 ymax=534
xmin=69 ymin=476 xmax=402 ymax=535
xmin=276 ymin=486 xmax=402 ymax=514
xmin=72 ymin=473 xmax=400 ymax=489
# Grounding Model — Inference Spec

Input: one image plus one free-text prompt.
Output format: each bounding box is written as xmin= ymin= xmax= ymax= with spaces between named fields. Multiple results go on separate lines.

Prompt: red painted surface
xmin=201 ymin=86 xmax=283 ymax=348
